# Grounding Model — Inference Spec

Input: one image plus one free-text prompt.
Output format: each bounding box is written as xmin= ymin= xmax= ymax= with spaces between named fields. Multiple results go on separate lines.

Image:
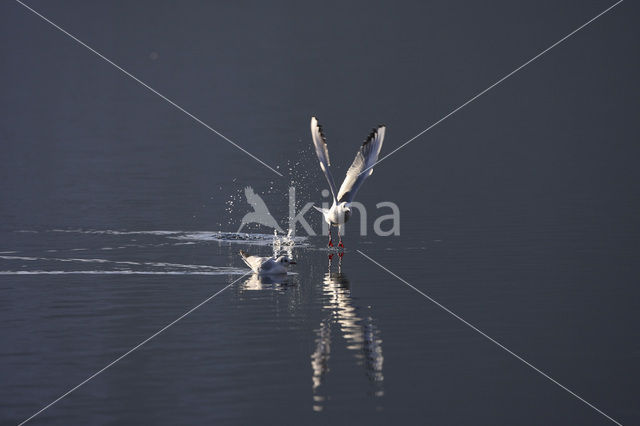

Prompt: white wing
xmin=310 ymin=117 xmax=338 ymax=202
xmin=242 ymin=255 xmax=269 ymax=273
xmin=337 ymin=125 xmax=386 ymax=203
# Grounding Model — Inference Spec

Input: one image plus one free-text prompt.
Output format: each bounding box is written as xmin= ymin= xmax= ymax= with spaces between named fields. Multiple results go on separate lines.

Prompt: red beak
xmin=289 ymin=261 xmax=297 ymax=265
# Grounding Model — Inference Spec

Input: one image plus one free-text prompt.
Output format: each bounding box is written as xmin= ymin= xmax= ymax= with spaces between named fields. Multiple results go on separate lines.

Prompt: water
xmin=1 ymin=1 xmax=639 ymax=425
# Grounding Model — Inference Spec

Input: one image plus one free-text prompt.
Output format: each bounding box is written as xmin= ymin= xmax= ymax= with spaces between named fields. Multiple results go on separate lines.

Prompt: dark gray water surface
xmin=1 ymin=1 xmax=639 ymax=424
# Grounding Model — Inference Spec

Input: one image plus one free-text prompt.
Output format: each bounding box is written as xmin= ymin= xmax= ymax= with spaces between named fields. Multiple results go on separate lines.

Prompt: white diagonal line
xmin=356 ymin=250 xmax=623 ymax=426
xmin=18 ymin=272 xmax=251 ymax=425
xmin=359 ymin=0 xmax=623 ymax=177
xmin=14 ymin=0 xmax=283 ymax=177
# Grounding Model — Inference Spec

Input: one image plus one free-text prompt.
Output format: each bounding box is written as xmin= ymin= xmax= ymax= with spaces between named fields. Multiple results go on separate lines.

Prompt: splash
xmin=46 ymin=229 xmax=308 ymax=248
xmin=174 ymin=230 xmax=307 ymax=248
xmin=272 ymin=229 xmax=298 ymax=258
xmin=221 ymin=139 xmax=317 ymax=234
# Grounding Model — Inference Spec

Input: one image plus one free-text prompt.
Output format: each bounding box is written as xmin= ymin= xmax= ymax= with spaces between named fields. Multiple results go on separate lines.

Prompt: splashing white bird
xmin=239 ymin=250 xmax=296 ymax=275
xmin=310 ymin=117 xmax=386 ymax=248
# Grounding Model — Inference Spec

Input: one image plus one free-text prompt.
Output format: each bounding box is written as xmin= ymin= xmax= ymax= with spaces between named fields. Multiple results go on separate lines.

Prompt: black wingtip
xmin=363 ymin=128 xmax=378 ymax=144
xmin=316 ymin=122 xmax=327 ymax=143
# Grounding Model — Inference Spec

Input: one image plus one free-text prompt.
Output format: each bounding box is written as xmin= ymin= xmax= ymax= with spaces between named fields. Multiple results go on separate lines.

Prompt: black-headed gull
xmin=239 ymin=250 xmax=296 ymax=275
xmin=310 ymin=117 xmax=386 ymax=248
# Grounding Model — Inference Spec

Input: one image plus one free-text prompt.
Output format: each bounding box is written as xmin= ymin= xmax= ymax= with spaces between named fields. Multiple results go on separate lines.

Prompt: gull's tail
xmin=239 ymin=250 xmax=251 ymax=269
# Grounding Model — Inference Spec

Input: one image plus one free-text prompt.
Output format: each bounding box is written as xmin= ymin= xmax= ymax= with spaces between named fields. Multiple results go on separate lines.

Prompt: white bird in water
xmin=239 ymin=250 xmax=296 ymax=275
xmin=310 ymin=117 xmax=386 ymax=248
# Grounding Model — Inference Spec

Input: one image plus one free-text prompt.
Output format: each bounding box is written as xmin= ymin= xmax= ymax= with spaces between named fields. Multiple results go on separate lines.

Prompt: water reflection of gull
xmin=311 ymin=255 xmax=384 ymax=411
xmin=240 ymin=273 xmax=296 ymax=291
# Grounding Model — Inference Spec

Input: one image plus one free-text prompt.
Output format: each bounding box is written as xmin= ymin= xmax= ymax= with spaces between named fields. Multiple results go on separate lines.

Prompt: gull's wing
xmin=337 ymin=125 xmax=386 ymax=203
xmin=240 ymin=250 xmax=268 ymax=273
xmin=310 ymin=117 xmax=338 ymax=202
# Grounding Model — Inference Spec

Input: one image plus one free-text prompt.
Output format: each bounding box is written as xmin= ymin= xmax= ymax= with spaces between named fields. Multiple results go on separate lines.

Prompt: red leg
xmin=338 ymin=227 xmax=344 ymax=248
xmin=328 ymin=228 xmax=333 ymax=247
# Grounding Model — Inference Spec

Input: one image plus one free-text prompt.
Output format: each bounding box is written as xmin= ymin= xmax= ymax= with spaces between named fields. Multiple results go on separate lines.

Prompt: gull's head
xmin=343 ymin=208 xmax=351 ymax=223
xmin=275 ymin=255 xmax=296 ymax=266
xmin=339 ymin=202 xmax=352 ymax=223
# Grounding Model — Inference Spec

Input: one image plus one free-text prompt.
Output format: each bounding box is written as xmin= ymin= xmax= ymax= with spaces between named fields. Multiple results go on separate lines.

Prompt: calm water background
xmin=1 ymin=0 xmax=639 ymax=424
